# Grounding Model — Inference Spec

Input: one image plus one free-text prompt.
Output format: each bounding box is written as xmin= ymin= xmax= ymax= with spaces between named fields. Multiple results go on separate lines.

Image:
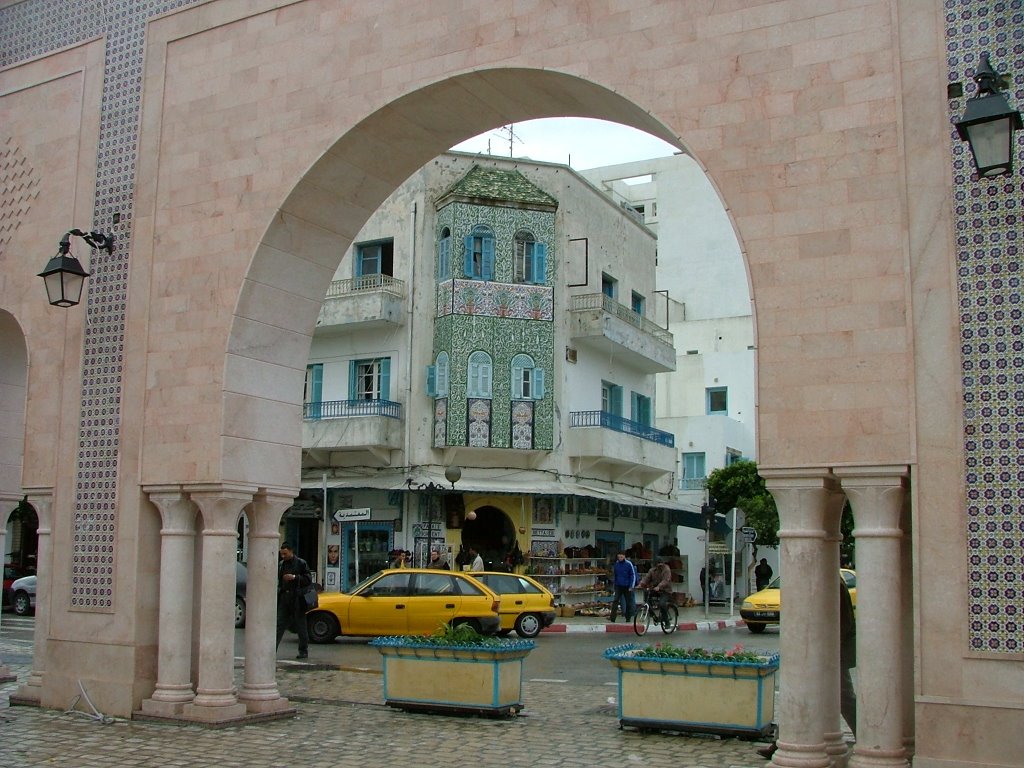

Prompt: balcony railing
xmin=324 ymin=274 xmax=405 ymax=299
xmin=569 ymin=410 xmax=675 ymax=448
xmin=304 ymin=399 xmax=402 ymax=420
xmin=570 ymin=293 xmax=672 ymax=344
xmin=679 ymin=477 xmax=707 ymax=490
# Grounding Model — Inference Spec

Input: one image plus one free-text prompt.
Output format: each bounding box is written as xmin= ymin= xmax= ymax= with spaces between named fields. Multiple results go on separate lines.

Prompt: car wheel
xmin=12 ymin=590 xmax=32 ymax=616
xmin=747 ymin=622 xmax=767 ymax=633
xmin=234 ymin=596 xmax=246 ymax=628
xmin=514 ymin=613 xmax=542 ymax=639
xmin=307 ymin=612 xmax=340 ymax=644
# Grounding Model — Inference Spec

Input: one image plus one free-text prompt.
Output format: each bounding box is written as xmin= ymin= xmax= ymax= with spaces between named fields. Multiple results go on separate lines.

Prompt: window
xmin=468 ymin=351 xmax=493 ymax=398
xmin=426 ymin=351 xmax=449 ymax=398
xmin=706 ymin=386 xmax=728 ymax=415
xmin=305 ymin=363 xmax=323 ymax=418
xmin=631 ymin=291 xmax=646 ymax=316
xmin=601 ymin=273 xmax=618 ymax=299
xmin=349 ymin=358 xmax=391 ymax=401
xmin=726 ymin=449 xmax=746 ymax=466
xmin=601 ymin=380 xmax=623 ymax=416
xmin=437 ymin=227 xmax=451 ymax=280
xmin=631 ymin=391 xmax=652 ymax=426
xmin=513 ymin=231 xmax=547 ymax=284
xmin=682 ymin=453 xmax=706 ymax=489
xmin=355 ymin=239 xmax=394 ymax=277
xmin=511 ymin=354 xmax=545 ymax=400
xmin=361 ymin=572 xmax=411 ymax=597
xmin=464 ymin=226 xmax=495 ymax=280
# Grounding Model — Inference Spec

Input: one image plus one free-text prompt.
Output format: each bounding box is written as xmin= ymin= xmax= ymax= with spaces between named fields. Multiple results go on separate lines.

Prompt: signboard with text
xmin=334 ymin=507 xmax=371 ymax=522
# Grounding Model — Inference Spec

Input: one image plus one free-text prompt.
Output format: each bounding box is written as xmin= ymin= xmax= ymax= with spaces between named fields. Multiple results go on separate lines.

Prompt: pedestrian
xmin=427 ymin=548 xmax=449 ymax=570
xmin=755 ymin=558 xmax=774 ymax=590
xmin=638 ymin=558 xmax=673 ymax=625
xmin=609 ymin=552 xmax=638 ymax=622
xmin=468 ymin=546 xmax=484 ymax=571
xmin=699 ymin=565 xmax=707 ymax=604
xmin=276 ymin=542 xmax=311 ymax=660
xmin=757 ymin=575 xmax=856 ymax=759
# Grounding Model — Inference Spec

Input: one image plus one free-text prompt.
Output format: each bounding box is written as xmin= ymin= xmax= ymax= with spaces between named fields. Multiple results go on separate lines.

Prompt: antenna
xmin=492 ymin=124 xmax=524 ymax=157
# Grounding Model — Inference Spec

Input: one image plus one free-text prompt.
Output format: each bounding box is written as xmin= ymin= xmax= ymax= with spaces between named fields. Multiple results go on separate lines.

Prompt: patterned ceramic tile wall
xmin=433 ymin=200 xmax=556 ymax=450
xmin=946 ymin=0 xmax=1024 ymax=654
xmin=0 ymin=0 xmax=200 ymax=610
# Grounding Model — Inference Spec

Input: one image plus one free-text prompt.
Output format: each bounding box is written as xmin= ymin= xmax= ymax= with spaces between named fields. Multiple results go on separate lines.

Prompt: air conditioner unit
xmin=565 ymin=347 xmax=578 ymax=363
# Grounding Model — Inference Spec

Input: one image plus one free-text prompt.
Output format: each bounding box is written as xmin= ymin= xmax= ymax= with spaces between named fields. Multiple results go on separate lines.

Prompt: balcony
xmin=567 ymin=410 xmax=676 ymax=486
xmin=569 ymin=293 xmax=675 ymax=372
xmin=302 ymin=399 xmax=403 ymax=467
xmin=316 ymin=274 xmax=406 ymax=330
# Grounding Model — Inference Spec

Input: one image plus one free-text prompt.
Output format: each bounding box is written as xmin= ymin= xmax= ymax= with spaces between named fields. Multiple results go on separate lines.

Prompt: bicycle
xmin=633 ymin=590 xmax=679 ymax=636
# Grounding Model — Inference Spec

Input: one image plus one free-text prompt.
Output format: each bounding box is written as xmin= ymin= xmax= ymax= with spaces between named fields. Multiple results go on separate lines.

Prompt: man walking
xmin=609 ymin=552 xmax=637 ymax=622
xmin=276 ymin=542 xmax=312 ymax=659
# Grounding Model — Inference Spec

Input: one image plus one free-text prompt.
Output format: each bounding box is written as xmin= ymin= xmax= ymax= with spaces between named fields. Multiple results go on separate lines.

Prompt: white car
xmin=9 ymin=574 xmax=36 ymax=616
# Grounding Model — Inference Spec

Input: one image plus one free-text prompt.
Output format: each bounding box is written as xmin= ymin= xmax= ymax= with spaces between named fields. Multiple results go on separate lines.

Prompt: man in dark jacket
xmin=276 ymin=542 xmax=312 ymax=659
xmin=609 ymin=552 xmax=638 ymax=622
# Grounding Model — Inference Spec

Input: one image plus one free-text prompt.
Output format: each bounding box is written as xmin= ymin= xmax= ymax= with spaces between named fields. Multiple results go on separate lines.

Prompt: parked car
xmin=740 ymin=569 xmax=857 ymax=633
xmin=305 ymin=568 xmax=501 ymax=643
xmin=3 ymin=564 xmax=33 ymax=607
xmin=9 ymin=574 xmax=36 ymax=616
xmin=8 ymin=564 xmax=248 ymax=625
xmin=472 ymin=571 xmax=557 ymax=638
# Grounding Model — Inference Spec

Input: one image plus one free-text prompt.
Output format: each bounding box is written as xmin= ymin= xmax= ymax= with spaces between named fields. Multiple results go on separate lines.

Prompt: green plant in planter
xmin=633 ymin=643 xmax=769 ymax=664
xmin=415 ymin=622 xmax=504 ymax=647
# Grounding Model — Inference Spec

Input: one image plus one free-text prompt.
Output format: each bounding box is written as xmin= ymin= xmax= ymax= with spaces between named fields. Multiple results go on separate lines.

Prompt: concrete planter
xmin=604 ymin=644 xmax=779 ymax=737
xmin=370 ymin=637 xmax=536 ymax=716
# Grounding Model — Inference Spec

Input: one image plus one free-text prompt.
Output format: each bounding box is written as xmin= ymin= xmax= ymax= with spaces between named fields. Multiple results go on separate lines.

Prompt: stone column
xmin=899 ymin=494 xmax=915 ymax=761
xmin=238 ymin=489 xmax=296 ymax=714
xmin=12 ymin=489 xmax=52 ymax=705
xmin=761 ymin=468 xmax=837 ymax=768
xmin=835 ymin=467 xmax=910 ymax=768
xmin=0 ymin=494 xmax=19 ymax=683
xmin=822 ymin=489 xmax=851 ymax=766
xmin=182 ymin=485 xmax=255 ymax=723
xmin=140 ymin=487 xmax=198 ymax=716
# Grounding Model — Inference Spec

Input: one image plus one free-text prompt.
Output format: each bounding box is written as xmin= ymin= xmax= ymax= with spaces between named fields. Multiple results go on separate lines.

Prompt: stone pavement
xmin=0 ymin=607 xmax=771 ymax=768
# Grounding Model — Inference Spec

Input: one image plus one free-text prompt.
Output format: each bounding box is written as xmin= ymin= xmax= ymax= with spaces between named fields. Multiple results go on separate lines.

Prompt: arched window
xmin=437 ymin=227 xmax=451 ymax=280
xmin=467 ymin=351 xmax=493 ymax=398
xmin=513 ymin=231 xmax=547 ymax=284
xmin=511 ymin=353 xmax=545 ymax=400
xmin=426 ymin=351 xmax=449 ymax=398
xmin=464 ymin=225 xmax=495 ymax=280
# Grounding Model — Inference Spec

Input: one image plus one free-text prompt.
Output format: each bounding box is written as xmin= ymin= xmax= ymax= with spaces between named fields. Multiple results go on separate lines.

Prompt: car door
xmin=407 ymin=572 xmax=462 ymax=635
xmin=347 ymin=571 xmax=412 ymax=635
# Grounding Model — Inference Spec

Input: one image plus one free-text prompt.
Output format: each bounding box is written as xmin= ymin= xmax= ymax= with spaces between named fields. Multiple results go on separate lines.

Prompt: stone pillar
xmin=181 ymin=485 xmax=254 ymax=723
xmin=899 ymin=494 xmax=915 ymax=761
xmin=0 ymin=494 xmax=18 ymax=683
xmin=12 ymin=489 xmax=52 ymax=705
xmin=762 ymin=468 xmax=838 ymax=768
xmin=140 ymin=487 xmax=198 ymax=716
xmin=238 ymin=489 xmax=296 ymax=714
xmin=835 ymin=467 xmax=910 ymax=768
xmin=822 ymin=489 xmax=851 ymax=767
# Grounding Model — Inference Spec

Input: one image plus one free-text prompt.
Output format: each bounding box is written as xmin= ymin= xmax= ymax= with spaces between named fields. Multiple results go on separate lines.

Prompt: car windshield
xmin=767 ymin=576 xmax=781 ymax=589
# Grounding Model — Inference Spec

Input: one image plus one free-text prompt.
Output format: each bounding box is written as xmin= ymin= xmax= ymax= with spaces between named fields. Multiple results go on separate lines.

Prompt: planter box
xmin=604 ymin=644 xmax=779 ymax=737
xmin=370 ymin=637 xmax=535 ymax=717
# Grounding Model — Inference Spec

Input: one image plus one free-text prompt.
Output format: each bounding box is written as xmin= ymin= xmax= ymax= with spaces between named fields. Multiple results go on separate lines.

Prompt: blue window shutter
xmin=481 ymin=360 xmax=492 ymax=396
xmin=512 ymin=363 xmax=524 ymax=398
xmin=631 ymin=391 xmax=641 ymax=421
xmin=348 ymin=361 xmax=357 ymax=400
xmin=533 ymin=368 xmax=545 ymax=400
xmin=612 ymin=385 xmax=623 ymax=417
xmin=533 ymin=243 xmax=547 ymax=284
xmin=464 ymin=235 xmax=474 ymax=277
xmin=426 ymin=365 xmax=436 ymax=397
xmin=482 ymin=236 xmax=495 ymax=280
xmin=380 ymin=358 xmax=391 ymax=400
xmin=310 ymin=364 xmax=323 ymax=402
xmin=438 ymin=238 xmax=449 ymax=280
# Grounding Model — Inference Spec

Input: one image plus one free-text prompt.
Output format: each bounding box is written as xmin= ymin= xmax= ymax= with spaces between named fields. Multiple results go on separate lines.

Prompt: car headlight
xmin=741 ymin=599 xmax=753 ymax=609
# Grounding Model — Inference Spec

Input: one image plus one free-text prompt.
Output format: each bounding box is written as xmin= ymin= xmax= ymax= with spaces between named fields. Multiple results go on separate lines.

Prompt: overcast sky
xmin=450 ymin=117 xmax=680 ymax=170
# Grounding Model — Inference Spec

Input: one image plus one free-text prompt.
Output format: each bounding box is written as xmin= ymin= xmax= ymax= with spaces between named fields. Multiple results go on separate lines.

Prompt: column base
xmin=181 ymin=700 xmax=249 ymax=723
xmin=140 ymin=695 xmax=194 ymax=717
xmin=0 ymin=664 xmax=15 ymax=683
xmin=10 ymin=680 xmax=42 ymax=706
xmin=848 ymin=747 xmax=909 ymax=768
xmin=240 ymin=695 xmax=293 ymax=715
xmin=824 ymin=730 xmax=851 ymax=767
xmin=771 ymin=741 xmax=832 ymax=768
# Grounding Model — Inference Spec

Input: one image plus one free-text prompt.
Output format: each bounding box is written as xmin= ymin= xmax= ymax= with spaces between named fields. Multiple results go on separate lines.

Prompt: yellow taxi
xmin=306 ymin=568 xmax=501 ymax=643
xmin=740 ymin=569 xmax=857 ymax=634
xmin=472 ymin=572 xmax=557 ymax=638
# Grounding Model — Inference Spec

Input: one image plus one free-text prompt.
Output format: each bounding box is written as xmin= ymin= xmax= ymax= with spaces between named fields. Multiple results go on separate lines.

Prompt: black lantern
xmin=38 ymin=229 xmax=112 ymax=307
xmin=955 ymin=53 xmax=1022 ymax=178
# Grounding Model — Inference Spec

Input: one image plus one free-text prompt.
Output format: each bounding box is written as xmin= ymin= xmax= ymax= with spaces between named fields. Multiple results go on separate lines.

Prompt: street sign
xmin=334 ymin=507 xmax=371 ymax=522
xmin=707 ymin=541 xmax=731 ymax=554
xmin=740 ymin=526 xmax=757 ymax=544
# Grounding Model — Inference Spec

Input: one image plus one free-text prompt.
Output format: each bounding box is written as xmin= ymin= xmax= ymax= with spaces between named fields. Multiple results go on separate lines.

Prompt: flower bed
xmin=604 ymin=643 xmax=779 ymax=737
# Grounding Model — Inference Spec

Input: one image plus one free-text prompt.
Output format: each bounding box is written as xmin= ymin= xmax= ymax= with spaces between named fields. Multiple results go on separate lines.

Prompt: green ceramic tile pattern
xmin=432 ymin=172 xmax=557 ymax=450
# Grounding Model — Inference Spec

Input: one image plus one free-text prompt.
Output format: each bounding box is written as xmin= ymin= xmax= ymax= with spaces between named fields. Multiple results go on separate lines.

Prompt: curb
xmin=543 ymin=618 xmax=747 ymax=634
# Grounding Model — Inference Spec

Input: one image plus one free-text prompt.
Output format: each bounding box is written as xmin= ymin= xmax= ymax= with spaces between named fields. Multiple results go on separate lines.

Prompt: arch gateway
xmin=0 ymin=1 xmax=1020 ymax=766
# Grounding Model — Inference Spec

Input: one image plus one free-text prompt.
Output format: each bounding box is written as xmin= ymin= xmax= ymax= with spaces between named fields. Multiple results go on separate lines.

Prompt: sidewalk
xmin=547 ymin=604 xmax=747 ymax=633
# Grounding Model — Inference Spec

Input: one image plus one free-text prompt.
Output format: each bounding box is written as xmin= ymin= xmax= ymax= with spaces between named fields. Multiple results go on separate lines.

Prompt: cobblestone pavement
xmin=0 ymin=608 xmax=771 ymax=768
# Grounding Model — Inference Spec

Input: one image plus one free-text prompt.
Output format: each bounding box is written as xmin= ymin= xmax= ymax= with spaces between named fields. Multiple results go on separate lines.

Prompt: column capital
xmin=145 ymin=488 xmax=198 ymax=532
xmin=187 ymin=484 xmax=257 ymax=532
xmin=247 ymin=488 xmax=298 ymax=538
xmin=760 ymin=466 xmax=841 ymax=492
xmin=22 ymin=487 xmax=54 ymax=530
xmin=832 ymin=465 xmax=910 ymax=489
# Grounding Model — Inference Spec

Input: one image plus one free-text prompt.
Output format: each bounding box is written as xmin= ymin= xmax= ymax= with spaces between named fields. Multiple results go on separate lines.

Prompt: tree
xmin=705 ymin=460 xmax=779 ymax=546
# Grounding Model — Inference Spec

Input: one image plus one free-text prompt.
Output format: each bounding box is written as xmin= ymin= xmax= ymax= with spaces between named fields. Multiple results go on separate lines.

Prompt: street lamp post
xmin=38 ymin=229 xmax=113 ymax=307
xmin=954 ymin=53 xmax=1022 ymax=178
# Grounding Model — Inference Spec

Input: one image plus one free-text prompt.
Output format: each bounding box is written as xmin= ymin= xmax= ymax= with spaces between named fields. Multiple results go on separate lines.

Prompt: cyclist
xmin=638 ymin=557 xmax=674 ymax=626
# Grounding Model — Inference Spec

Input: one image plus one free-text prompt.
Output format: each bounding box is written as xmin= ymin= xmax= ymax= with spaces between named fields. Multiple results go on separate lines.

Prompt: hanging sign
xmin=335 ymin=507 xmax=371 ymax=522
xmin=740 ymin=526 xmax=757 ymax=544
